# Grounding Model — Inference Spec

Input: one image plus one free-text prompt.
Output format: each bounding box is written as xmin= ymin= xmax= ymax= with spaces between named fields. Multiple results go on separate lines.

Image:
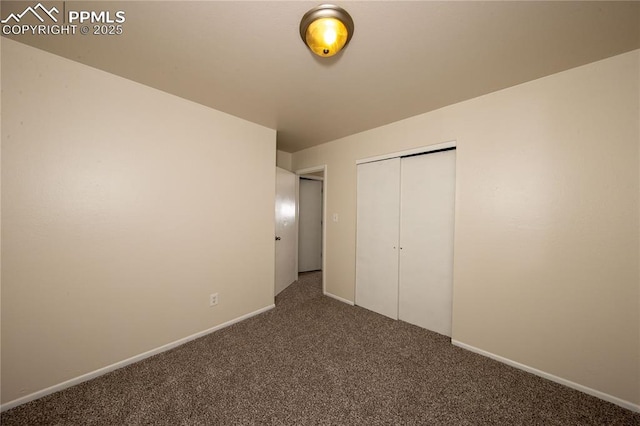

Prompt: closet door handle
xmin=275 ymin=236 xmax=281 ymax=241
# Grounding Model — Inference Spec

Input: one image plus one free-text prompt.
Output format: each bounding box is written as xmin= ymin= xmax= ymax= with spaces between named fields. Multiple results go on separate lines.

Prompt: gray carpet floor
xmin=2 ymin=271 xmax=639 ymax=425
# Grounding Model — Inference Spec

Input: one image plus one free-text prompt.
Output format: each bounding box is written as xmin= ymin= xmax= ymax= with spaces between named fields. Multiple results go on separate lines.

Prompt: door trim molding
xmin=295 ymin=165 xmax=328 ymax=295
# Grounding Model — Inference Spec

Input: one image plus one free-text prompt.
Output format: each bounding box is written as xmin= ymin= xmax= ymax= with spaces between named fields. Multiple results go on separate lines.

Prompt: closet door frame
xmin=355 ymin=141 xmax=456 ymax=166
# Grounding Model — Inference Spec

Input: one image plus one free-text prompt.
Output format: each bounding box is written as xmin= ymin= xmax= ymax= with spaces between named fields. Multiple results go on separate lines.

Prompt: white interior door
xmin=275 ymin=167 xmax=297 ymax=295
xmin=398 ymin=150 xmax=456 ymax=336
xmin=298 ymin=178 xmax=323 ymax=272
xmin=355 ymin=158 xmax=401 ymax=319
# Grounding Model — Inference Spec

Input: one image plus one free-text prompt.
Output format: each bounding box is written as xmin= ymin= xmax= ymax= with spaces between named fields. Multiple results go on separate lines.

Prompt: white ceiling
xmin=3 ymin=1 xmax=639 ymax=152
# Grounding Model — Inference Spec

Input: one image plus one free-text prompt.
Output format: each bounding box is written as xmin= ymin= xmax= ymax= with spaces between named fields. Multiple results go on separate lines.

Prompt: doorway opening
xmin=296 ymin=165 xmax=327 ymax=295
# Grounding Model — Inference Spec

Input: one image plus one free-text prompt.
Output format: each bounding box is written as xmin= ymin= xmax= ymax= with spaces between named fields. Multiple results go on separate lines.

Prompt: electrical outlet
xmin=209 ymin=293 xmax=219 ymax=307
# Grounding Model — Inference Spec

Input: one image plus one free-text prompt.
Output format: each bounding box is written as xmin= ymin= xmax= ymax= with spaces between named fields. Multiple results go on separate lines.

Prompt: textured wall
xmin=293 ymin=50 xmax=639 ymax=406
xmin=1 ymin=39 xmax=276 ymax=405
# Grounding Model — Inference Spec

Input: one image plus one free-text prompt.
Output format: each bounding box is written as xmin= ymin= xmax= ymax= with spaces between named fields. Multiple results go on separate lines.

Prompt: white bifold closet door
xmin=355 ymin=149 xmax=456 ymax=336
xmin=355 ymin=157 xmax=401 ymax=319
xmin=398 ymin=150 xmax=456 ymax=336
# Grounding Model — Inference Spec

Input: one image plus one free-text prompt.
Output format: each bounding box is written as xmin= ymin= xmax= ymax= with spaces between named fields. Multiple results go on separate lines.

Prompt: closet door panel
xmin=355 ymin=158 xmax=401 ymax=319
xmin=399 ymin=150 xmax=456 ymax=336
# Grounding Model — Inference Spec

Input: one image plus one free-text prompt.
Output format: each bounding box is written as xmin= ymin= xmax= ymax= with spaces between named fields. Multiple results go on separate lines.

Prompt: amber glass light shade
xmin=305 ymin=18 xmax=348 ymax=57
xmin=300 ymin=5 xmax=354 ymax=57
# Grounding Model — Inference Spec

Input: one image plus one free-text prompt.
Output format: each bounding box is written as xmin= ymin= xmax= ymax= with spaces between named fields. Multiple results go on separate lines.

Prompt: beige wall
xmin=276 ymin=150 xmax=293 ymax=171
xmin=1 ymin=39 xmax=276 ymax=404
xmin=292 ymin=50 xmax=639 ymax=406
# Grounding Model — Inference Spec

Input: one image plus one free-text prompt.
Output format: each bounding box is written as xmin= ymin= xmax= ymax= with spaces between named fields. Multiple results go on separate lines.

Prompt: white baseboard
xmin=324 ymin=291 xmax=355 ymax=306
xmin=1 ymin=304 xmax=276 ymax=412
xmin=451 ymin=340 xmax=640 ymax=413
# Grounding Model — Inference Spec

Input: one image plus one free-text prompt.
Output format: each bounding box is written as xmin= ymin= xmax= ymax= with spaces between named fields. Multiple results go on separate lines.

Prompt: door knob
xmin=275 ymin=236 xmax=281 ymax=241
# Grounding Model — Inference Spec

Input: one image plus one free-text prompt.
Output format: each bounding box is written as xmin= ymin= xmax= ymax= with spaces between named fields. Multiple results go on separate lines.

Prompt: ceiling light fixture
xmin=300 ymin=4 xmax=354 ymax=58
